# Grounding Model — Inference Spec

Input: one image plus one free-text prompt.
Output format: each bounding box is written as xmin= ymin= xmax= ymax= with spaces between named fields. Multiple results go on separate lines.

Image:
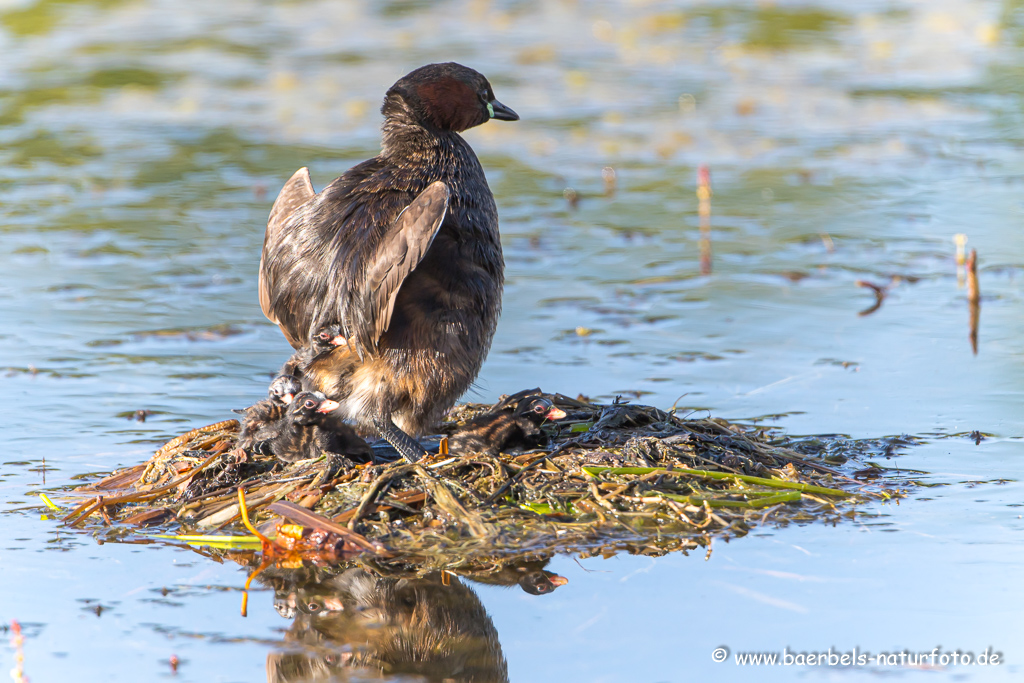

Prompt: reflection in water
xmin=265 ymin=568 xmax=509 ymax=683
xmin=261 ymin=556 xmax=566 ymax=682
xmin=697 ymin=165 xmax=712 ymax=276
xmin=967 ymin=249 xmax=980 ymax=355
xmin=459 ymin=560 xmax=568 ymax=597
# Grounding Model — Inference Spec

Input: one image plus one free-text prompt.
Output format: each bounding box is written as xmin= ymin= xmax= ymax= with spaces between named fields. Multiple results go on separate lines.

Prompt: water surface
xmin=2 ymin=1 xmax=1024 ymax=680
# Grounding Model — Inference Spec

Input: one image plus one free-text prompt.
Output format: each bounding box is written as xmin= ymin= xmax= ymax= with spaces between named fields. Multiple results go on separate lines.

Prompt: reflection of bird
xmin=450 ymin=396 xmax=567 ymax=455
xmin=265 ymin=568 xmax=508 ymax=683
xmin=236 ymin=375 xmax=302 ymax=451
xmin=460 ymin=558 xmax=569 ymax=596
xmin=259 ymin=63 xmax=518 ymax=463
xmin=270 ymin=391 xmax=372 ymax=463
xmin=516 ymin=570 xmax=569 ymax=596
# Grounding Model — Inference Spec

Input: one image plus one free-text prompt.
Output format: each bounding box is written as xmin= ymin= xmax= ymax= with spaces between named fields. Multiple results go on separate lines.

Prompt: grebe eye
xmin=304 ymin=400 xmax=316 ymax=409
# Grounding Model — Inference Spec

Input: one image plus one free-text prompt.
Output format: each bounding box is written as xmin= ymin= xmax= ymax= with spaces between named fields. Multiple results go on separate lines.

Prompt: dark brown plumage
xmin=237 ymin=375 xmax=303 ymax=451
xmin=259 ymin=62 xmax=518 ymax=462
xmin=270 ymin=391 xmax=372 ymax=463
xmin=449 ymin=396 xmax=567 ymax=455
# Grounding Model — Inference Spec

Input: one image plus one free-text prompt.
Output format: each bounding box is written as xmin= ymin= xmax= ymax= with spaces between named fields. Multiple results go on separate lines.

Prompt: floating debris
xmin=563 ymin=187 xmax=579 ymax=209
xmin=55 ymin=390 xmax=909 ymax=577
xmin=602 ymin=166 xmax=616 ymax=196
xmin=854 ymin=276 xmax=904 ymax=317
xmin=855 ymin=279 xmax=888 ymax=316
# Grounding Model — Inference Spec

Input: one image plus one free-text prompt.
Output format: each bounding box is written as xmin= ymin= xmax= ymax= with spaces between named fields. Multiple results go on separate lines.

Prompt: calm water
xmin=3 ymin=0 xmax=1024 ymax=680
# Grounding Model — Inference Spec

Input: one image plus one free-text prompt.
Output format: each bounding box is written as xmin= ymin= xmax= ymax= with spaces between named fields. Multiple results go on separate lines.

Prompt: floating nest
xmin=61 ymin=390 xmax=912 ymax=574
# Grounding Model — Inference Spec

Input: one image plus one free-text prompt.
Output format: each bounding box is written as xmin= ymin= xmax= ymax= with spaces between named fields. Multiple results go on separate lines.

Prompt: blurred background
xmin=2 ymin=1 xmax=1024 ymax=681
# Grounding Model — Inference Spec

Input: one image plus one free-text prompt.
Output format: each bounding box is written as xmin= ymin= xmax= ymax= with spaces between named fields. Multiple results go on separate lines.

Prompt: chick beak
xmin=281 ymin=393 xmax=295 ymax=405
xmin=547 ymin=574 xmax=569 ymax=587
xmin=545 ymin=406 xmax=567 ymax=421
xmin=489 ymin=99 xmax=519 ymax=121
xmin=317 ymin=399 xmax=340 ymax=413
xmin=330 ymin=335 xmax=347 ymax=348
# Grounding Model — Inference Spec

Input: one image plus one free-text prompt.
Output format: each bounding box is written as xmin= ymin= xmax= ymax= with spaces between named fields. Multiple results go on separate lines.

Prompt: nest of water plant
xmin=64 ymin=391 xmax=909 ymax=571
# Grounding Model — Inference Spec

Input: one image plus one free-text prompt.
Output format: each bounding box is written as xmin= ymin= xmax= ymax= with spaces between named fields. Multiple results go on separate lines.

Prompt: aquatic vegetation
xmin=57 ymin=391 xmax=908 ymax=579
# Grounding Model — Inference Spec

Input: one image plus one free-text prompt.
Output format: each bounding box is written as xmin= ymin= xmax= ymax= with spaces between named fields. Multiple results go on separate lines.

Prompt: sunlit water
xmin=2 ymin=0 xmax=1024 ymax=680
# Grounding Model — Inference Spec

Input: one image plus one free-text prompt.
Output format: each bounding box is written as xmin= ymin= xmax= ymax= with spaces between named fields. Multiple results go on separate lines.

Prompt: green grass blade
xmin=651 ymin=490 xmax=802 ymax=508
xmin=582 ymin=465 xmax=851 ymax=497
